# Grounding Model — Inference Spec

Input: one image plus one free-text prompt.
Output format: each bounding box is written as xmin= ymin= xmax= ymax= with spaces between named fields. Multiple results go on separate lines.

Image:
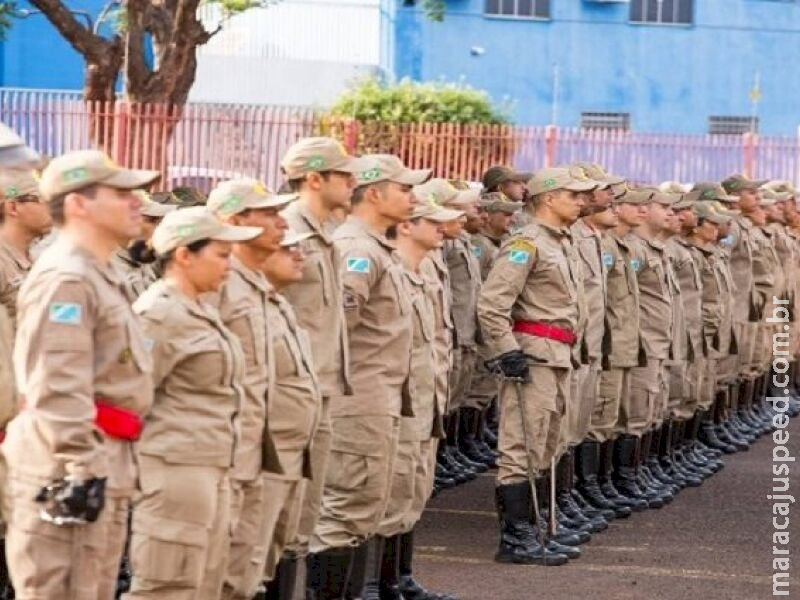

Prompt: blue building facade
xmin=387 ymin=0 xmax=800 ymax=134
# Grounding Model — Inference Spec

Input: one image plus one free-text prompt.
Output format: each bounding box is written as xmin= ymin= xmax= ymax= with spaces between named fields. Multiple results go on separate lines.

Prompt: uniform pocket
xmin=129 ymin=513 xmax=207 ymax=585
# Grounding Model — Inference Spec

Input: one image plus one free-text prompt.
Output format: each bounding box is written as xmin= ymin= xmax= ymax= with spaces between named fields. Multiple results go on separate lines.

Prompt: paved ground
xmin=411 ymin=416 xmax=800 ymax=600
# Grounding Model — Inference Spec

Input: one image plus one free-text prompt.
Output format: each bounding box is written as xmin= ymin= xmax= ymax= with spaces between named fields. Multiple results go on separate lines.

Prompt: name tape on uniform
xmin=48 ymin=302 xmax=82 ymax=325
xmin=346 ymin=257 xmax=370 ymax=273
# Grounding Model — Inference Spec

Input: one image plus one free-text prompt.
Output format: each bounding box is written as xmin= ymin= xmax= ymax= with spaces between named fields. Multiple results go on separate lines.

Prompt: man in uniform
xmin=481 ymin=166 xmax=531 ymax=204
xmin=309 ymin=154 xmax=429 ymax=600
xmin=277 ymin=137 xmax=365 ymax=596
xmin=478 ymin=167 xmax=593 ymax=566
xmin=3 ymin=150 xmax=157 ymax=598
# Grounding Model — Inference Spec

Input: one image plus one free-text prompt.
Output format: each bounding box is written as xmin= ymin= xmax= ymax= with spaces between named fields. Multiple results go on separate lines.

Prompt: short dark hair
xmin=155 ymin=238 xmax=213 ymax=272
xmin=48 ymin=184 xmax=99 ymax=226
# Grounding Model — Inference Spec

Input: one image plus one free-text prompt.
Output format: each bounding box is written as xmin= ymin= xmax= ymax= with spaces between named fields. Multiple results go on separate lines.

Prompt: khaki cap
xmin=721 ymin=174 xmax=767 ymax=194
xmin=693 ymin=201 xmax=732 ymax=224
xmin=281 ymin=137 xmax=369 ymax=180
xmin=38 ymin=150 xmax=159 ymax=201
xmin=279 ymin=229 xmax=314 ymax=248
xmin=691 ymin=182 xmax=738 ymax=203
xmin=672 ymin=190 xmax=700 ymax=210
xmin=572 ymin=162 xmax=625 ymax=188
xmin=411 ymin=196 xmax=464 ymax=222
xmin=481 ymin=166 xmax=532 ymax=191
xmin=760 ymin=187 xmax=789 ymax=204
xmin=356 ymin=154 xmax=432 ymax=187
xmin=136 ymin=190 xmax=176 ymax=218
xmin=414 ymin=178 xmax=480 ymax=208
xmin=0 ymin=169 xmax=39 ymax=199
xmin=616 ymin=188 xmax=655 ymax=205
xmin=151 ymin=206 xmax=262 ymax=255
xmin=208 ymin=178 xmax=294 ymax=218
xmin=527 ymin=167 xmax=597 ymax=196
xmin=480 ymin=191 xmax=521 ymax=214
xmin=651 ymin=190 xmax=680 ymax=206
xmin=764 ymin=179 xmax=796 ymax=195
xmin=659 ymin=181 xmax=690 ymax=194
xmin=0 ymin=123 xmax=40 ymax=169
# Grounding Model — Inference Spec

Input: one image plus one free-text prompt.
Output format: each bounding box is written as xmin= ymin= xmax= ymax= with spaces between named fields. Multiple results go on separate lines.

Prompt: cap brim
xmin=424 ymin=207 xmax=465 ymax=222
xmin=563 ymin=181 xmax=598 ymax=192
xmin=447 ymin=188 xmax=481 ymax=207
xmin=392 ymin=168 xmax=433 ymax=186
xmin=672 ymin=200 xmax=693 ymax=210
xmin=280 ymin=231 xmax=314 ymax=247
xmin=509 ymin=171 xmax=533 ymax=183
xmin=105 ymin=168 xmax=161 ymax=190
xmin=0 ymin=145 xmax=40 ymax=169
xmin=140 ymin=201 xmax=176 ymax=218
xmin=249 ymin=193 xmax=298 ymax=210
xmin=717 ymin=194 xmax=739 ymax=202
xmin=335 ymin=156 xmax=373 ymax=175
xmin=603 ymin=174 xmax=626 ymax=186
xmin=211 ymin=224 xmax=263 ymax=243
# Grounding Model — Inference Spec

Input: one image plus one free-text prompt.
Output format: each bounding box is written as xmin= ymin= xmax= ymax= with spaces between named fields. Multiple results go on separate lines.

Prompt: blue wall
xmin=390 ymin=0 xmax=800 ymax=134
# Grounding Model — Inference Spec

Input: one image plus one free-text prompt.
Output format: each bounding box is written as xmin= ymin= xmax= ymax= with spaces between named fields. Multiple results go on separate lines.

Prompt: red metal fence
xmin=1 ymin=89 xmax=799 ymax=192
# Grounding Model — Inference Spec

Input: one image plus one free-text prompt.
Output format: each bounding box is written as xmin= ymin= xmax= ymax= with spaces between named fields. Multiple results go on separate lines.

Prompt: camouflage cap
xmin=691 ymin=182 xmax=738 ymax=203
xmin=356 ymin=154 xmax=432 ymax=187
xmin=281 ymin=137 xmax=370 ymax=180
xmin=721 ymin=174 xmax=768 ymax=194
xmin=208 ymin=178 xmax=294 ymax=218
xmin=0 ymin=169 xmax=39 ymax=199
xmin=410 ymin=195 xmax=464 ymax=222
xmin=479 ymin=191 xmax=521 ymax=214
xmin=571 ymin=162 xmax=625 ymax=188
xmin=414 ymin=178 xmax=480 ymax=208
xmin=0 ymin=123 xmax=40 ymax=169
xmin=38 ymin=150 xmax=160 ymax=202
xmin=693 ymin=201 xmax=732 ymax=224
xmin=527 ymin=167 xmax=597 ymax=196
xmin=481 ymin=166 xmax=532 ymax=191
xmin=151 ymin=206 xmax=262 ymax=254
xmin=615 ymin=188 xmax=655 ymax=206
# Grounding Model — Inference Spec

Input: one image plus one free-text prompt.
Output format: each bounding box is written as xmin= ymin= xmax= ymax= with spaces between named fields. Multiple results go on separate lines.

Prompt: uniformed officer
xmin=379 ymin=198 xmax=463 ymax=600
xmin=277 ymin=137 xmax=366 ymax=596
xmin=126 ymin=207 xmax=261 ymax=598
xmin=481 ymin=166 xmax=531 ymax=203
xmin=113 ymin=191 xmax=175 ymax=302
xmin=205 ymin=178 xmax=295 ymax=599
xmin=3 ymin=150 xmax=157 ymax=599
xmin=309 ymin=154 xmax=429 ymax=600
xmin=478 ymin=167 xmax=593 ymax=566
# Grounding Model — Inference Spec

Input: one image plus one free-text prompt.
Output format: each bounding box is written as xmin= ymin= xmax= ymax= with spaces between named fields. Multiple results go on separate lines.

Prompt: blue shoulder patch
xmin=49 ymin=302 xmax=82 ymax=325
xmin=602 ymin=253 xmax=614 ymax=268
xmin=509 ymin=250 xmax=530 ymax=264
xmin=472 ymin=245 xmax=482 ymax=258
xmin=346 ymin=257 xmax=370 ymax=273
xmin=629 ymin=258 xmax=642 ymax=273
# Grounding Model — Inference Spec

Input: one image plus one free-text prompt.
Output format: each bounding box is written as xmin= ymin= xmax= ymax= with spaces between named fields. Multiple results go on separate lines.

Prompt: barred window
xmin=708 ymin=116 xmax=759 ymax=135
xmin=485 ymin=0 xmax=550 ymax=19
xmin=630 ymin=0 xmax=693 ymax=24
xmin=581 ymin=112 xmax=631 ymax=131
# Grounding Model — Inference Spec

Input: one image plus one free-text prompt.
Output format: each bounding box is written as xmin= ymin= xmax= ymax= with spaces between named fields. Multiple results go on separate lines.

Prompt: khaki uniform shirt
xmin=333 ymin=216 xmax=413 ymax=418
xmin=664 ymin=238 xmax=690 ymax=362
xmin=0 ymin=236 xmax=31 ymax=320
xmin=265 ymin=290 xmax=321 ymax=479
xmin=689 ymin=242 xmax=733 ymax=357
xmin=765 ymin=223 xmax=791 ymax=299
xmin=212 ymin=257 xmax=271 ymax=480
xmin=478 ymin=220 xmax=580 ymax=369
xmin=420 ymin=252 xmax=452 ymax=436
xmin=716 ymin=247 xmax=737 ymax=355
xmin=673 ymin=238 xmax=704 ymax=362
xmin=471 ymin=233 xmax=498 ymax=281
xmin=281 ymin=200 xmax=351 ymax=398
xmin=749 ymin=221 xmax=777 ymax=313
xmin=444 ymin=233 xmax=481 ymax=348
xmin=403 ymin=267 xmax=437 ymax=441
xmin=5 ymin=236 xmax=153 ymax=494
xmin=632 ymin=234 xmax=673 ymax=361
xmin=602 ymin=232 xmax=642 ymax=368
xmin=0 ymin=237 xmax=30 ymax=429
xmin=728 ymin=217 xmax=757 ymax=322
xmin=571 ymin=220 xmax=606 ymax=361
xmin=134 ymin=280 xmax=244 ymax=469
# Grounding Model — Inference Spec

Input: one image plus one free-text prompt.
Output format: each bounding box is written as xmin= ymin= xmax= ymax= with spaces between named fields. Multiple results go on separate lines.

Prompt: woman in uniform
xmin=124 ymin=206 xmax=262 ymax=598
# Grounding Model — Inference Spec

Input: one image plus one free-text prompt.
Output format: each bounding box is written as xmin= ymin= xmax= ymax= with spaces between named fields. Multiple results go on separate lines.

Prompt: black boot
xmin=306 ymin=547 xmax=354 ymax=600
xmin=265 ymin=556 xmax=299 ymax=600
xmin=635 ymin=432 xmax=666 ymax=508
xmin=699 ymin=406 xmax=737 ymax=454
xmin=437 ymin=437 xmax=474 ymax=484
xmin=686 ymin=412 xmax=723 ymax=472
xmin=379 ymin=535 xmax=403 ymax=600
xmin=574 ymin=440 xmax=624 ymax=519
xmin=481 ymin=404 xmax=498 ymax=450
xmin=671 ymin=420 xmax=713 ymax=480
xmin=559 ymin=445 xmax=608 ymax=532
xmin=612 ymin=434 xmax=650 ymax=506
xmin=676 ymin=419 xmax=715 ymax=478
xmin=537 ymin=475 xmax=588 ymax=548
xmin=360 ymin=536 xmax=386 ymax=600
xmin=713 ymin=391 xmax=750 ymax=451
xmin=494 ymin=482 xmax=569 ymax=566
xmin=458 ymin=407 xmax=495 ymax=468
xmin=598 ymin=439 xmax=641 ymax=514
xmin=344 ymin=542 xmax=368 ymax=600
xmin=447 ymin=412 xmax=486 ymax=474
xmin=398 ymin=530 xmax=458 ymax=600
xmin=645 ymin=427 xmax=679 ymax=496
xmin=474 ymin=408 xmax=498 ymax=465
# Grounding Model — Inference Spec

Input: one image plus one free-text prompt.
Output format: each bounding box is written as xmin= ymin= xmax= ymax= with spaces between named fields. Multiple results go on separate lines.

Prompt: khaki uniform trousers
xmin=5 ymin=474 xmax=129 ymax=600
xmin=496 ymin=365 xmax=568 ymax=485
xmin=559 ymin=359 xmax=600 ymax=454
xmin=222 ymin=476 xmax=268 ymax=599
xmin=379 ymin=421 xmax=437 ymax=537
xmin=678 ymin=357 xmax=704 ymax=419
xmin=309 ymin=413 xmax=400 ymax=552
xmin=625 ymin=359 xmax=666 ymax=436
xmin=285 ymin=398 xmax=333 ymax=557
xmin=737 ymin=321 xmax=759 ymax=377
xmin=125 ymin=456 xmax=231 ymax=599
xmin=591 ymin=367 xmax=630 ymax=442
xmin=463 ymin=346 xmax=498 ymax=410
xmin=261 ymin=476 xmax=305 ymax=582
xmin=448 ymin=346 xmax=476 ymax=411
xmin=667 ymin=360 xmax=691 ymax=420
xmin=698 ymin=355 xmax=718 ymax=412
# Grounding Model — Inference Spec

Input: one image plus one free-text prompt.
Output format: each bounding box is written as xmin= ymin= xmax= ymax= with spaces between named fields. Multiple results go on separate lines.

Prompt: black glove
xmin=487 ymin=350 xmax=531 ymax=381
xmin=35 ymin=477 xmax=106 ymax=526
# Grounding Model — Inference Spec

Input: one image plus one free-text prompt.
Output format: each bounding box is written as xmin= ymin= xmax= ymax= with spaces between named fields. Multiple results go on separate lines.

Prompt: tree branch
xmin=29 ymin=0 xmax=115 ymax=60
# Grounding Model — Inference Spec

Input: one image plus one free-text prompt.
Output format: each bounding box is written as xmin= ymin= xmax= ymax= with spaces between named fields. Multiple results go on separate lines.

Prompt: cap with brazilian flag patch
xmin=207 ymin=178 xmax=295 ymax=219
xmin=527 ymin=167 xmax=597 ymax=196
xmin=38 ymin=150 xmax=160 ymax=202
xmin=356 ymin=154 xmax=432 ymax=187
xmin=691 ymin=182 xmax=738 ymax=203
xmin=151 ymin=206 xmax=262 ymax=255
xmin=281 ymin=137 xmax=370 ymax=180
xmin=0 ymin=169 xmax=39 ymax=200
xmin=721 ymin=174 xmax=768 ymax=194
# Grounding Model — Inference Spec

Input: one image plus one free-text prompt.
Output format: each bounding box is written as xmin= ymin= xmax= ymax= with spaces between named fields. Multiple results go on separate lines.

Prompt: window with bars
xmin=581 ymin=112 xmax=631 ymax=131
xmin=708 ymin=116 xmax=759 ymax=135
xmin=484 ymin=0 xmax=550 ymax=19
xmin=630 ymin=0 xmax=693 ymax=24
